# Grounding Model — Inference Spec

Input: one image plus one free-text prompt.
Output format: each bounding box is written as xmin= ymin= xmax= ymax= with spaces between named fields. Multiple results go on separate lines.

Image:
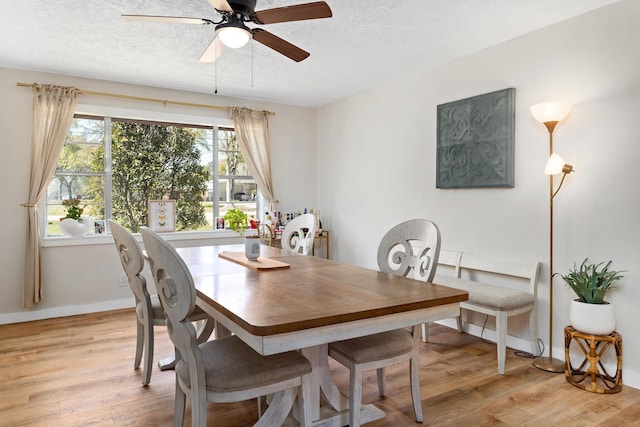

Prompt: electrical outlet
xmin=119 ymin=272 xmax=128 ymax=287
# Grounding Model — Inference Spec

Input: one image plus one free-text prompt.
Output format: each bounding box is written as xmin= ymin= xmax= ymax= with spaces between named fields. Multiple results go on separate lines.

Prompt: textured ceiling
xmin=0 ymin=0 xmax=620 ymax=107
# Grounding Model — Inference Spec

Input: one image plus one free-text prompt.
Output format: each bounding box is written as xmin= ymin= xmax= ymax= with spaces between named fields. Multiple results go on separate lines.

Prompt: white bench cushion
xmin=434 ymin=274 xmax=534 ymax=311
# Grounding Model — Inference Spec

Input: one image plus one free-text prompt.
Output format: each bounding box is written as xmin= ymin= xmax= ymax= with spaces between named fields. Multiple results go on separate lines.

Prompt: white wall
xmin=317 ymin=0 xmax=640 ymax=387
xmin=0 ymin=67 xmax=317 ymax=322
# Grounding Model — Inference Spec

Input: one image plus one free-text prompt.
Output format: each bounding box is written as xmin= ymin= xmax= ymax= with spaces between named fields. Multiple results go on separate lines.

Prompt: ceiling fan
xmin=122 ymin=0 xmax=332 ymax=63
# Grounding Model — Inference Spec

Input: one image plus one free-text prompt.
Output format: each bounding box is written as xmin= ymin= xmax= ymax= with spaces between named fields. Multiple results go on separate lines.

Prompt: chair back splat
xmin=109 ymin=219 xmax=149 ymax=310
xmin=377 ymin=218 xmax=441 ymax=282
xmin=281 ymin=213 xmax=316 ymax=255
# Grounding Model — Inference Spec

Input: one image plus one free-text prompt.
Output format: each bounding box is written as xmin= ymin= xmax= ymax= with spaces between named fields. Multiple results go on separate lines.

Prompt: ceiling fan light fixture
xmin=123 ymin=1 xmax=332 ymax=61
xmin=216 ymin=25 xmax=251 ymax=48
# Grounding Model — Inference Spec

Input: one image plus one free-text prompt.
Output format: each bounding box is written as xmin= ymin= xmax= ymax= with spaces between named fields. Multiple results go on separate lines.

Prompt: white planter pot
xmin=569 ymin=299 xmax=615 ymax=336
xmin=59 ymin=216 xmax=93 ymax=237
xmin=244 ymin=236 xmax=261 ymax=260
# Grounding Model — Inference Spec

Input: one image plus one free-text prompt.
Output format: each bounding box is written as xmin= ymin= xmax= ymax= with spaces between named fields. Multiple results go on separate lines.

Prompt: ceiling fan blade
xmin=252 ymin=28 xmax=309 ymax=62
xmin=198 ymin=37 xmax=225 ymax=63
xmin=207 ymin=0 xmax=233 ymax=13
xmin=122 ymin=15 xmax=213 ymax=25
xmin=252 ymin=1 xmax=332 ymax=24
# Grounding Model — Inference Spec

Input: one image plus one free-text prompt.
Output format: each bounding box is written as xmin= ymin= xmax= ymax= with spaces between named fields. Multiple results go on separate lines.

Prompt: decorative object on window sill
xmin=148 ymin=200 xmax=176 ymax=232
xmin=557 ymin=259 xmax=625 ymax=336
xmin=216 ymin=217 xmax=225 ymax=230
xmin=436 ymin=88 xmax=515 ymax=188
xmin=530 ymin=100 xmax=573 ymax=374
xmin=59 ymin=216 xmax=94 ymax=237
xmin=94 ymin=220 xmax=106 ymax=234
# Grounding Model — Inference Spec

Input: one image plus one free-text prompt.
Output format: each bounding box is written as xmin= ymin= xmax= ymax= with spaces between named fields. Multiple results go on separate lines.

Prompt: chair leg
xmin=257 ymin=395 xmax=267 ymax=417
xmin=456 ymin=314 xmax=463 ymax=332
xmin=173 ymin=380 xmax=186 ymax=427
xmin=142 ymin=316 xmax=154 ymax=386
xmin=376 ymin=368 xmax=386 ymax=397
xmin=349 ymin=365 xmax=364 ymax=427
xmin=191 ymin=388 xmax=208 ymax=427
xmin=134 ymin=320 xmax=144 ymax=369
xmin=528 ymin=309 xmax=539 ymax=357
xmin=496 ymin=312 xmax=507 ymax=375
xmin=421 ymin=323 xmax=428 ymax=343
xmin=410 ymin=352 xmax=423 ymax=422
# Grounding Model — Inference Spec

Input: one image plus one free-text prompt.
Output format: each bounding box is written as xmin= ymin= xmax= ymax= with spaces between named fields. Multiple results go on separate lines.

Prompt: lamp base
xmin=532 ymin=356 xmax=565 ymax=373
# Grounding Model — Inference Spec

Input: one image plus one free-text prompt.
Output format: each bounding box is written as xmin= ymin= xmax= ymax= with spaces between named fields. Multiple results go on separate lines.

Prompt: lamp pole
xmin=532 ymin=121 xmax=566 ymax=373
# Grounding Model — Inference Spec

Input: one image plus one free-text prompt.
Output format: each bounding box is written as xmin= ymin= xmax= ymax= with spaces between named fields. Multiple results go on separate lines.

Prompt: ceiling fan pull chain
xmin=214 ymin=42 xmax=218 ymax=94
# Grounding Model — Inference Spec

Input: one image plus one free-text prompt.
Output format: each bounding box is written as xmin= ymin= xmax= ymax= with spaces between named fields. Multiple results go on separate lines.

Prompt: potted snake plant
xmin=557 ymin=259 xmax=625 ymax=335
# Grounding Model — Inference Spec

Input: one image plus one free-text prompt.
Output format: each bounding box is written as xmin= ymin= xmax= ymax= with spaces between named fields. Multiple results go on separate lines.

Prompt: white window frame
xmin=41 ymin=103 xmax=262 ymax=246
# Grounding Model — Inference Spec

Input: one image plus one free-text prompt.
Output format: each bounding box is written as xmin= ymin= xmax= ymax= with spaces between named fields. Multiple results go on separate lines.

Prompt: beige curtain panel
xmin=22 ymin=84 xmax=79 ymax=308
xmin=231 ymin=107 xmax=277 ymax=210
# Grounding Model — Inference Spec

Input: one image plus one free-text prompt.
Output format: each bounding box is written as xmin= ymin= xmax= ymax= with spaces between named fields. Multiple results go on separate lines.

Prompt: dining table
xmin=176 ymin=244 xmax=468 ymax=426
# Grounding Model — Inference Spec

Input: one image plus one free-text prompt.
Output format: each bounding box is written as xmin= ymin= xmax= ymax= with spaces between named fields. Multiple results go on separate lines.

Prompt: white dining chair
xmin=109 ymin=219 xmax=214 ymax=386
xmin=281 ymin=213 xmax=316 ymax=255
xmin=140 ymin=226 xmax=313 ymax=427
xmin=328 ymin=218 xmax=441 ymax=426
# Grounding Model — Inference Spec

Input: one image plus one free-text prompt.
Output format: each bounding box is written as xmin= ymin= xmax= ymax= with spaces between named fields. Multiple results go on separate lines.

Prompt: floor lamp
xmin=530 ymin=101 xmax=574 ymax=373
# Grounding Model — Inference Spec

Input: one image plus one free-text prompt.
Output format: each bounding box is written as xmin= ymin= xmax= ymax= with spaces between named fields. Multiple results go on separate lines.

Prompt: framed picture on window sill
xmin=148 ymin=200 xmax=176 ymax=232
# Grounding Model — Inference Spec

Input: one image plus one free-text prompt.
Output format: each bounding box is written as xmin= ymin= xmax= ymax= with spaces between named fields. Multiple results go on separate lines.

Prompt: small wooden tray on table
xmin=218 ymin=251 xmax=290 ymax=270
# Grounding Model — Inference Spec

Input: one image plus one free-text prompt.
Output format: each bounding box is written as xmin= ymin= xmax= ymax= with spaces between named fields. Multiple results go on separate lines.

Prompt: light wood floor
xmin=1 ymin=309 xmax=639 ymax=426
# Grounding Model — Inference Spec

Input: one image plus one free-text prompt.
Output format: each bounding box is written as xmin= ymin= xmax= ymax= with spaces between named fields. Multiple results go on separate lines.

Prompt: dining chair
xmin=109 ymin=220 xmax=214 ymax=386
xmin=328 ymin=218 xmax=441 ymax=426
xmin=140 ymin=227 xmax=313 ymax=427
xmin=281 ymin=213 xmax=316 ymax=255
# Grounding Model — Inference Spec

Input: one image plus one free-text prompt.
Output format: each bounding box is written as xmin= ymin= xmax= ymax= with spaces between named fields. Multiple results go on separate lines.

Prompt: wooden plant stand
xmin=564 ymin=326 xmax=622 ymax=394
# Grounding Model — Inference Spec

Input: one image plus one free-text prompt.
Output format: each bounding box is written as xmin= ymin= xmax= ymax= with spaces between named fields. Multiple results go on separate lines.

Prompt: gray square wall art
xmin=436 ymin=88 xmax=515 ymax=188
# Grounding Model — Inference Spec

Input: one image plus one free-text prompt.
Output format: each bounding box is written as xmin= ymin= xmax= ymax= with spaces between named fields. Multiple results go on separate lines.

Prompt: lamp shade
xmin=216 ymin=26 xmax=251 ymax=49
xmin=530 ymin=101 xmax=572 ymax=124
xmin=544 ymin=153 xmax=567 ymax=175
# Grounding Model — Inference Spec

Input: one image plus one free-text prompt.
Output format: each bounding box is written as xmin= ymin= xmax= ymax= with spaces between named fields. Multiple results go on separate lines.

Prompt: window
xmin=47 ymin=116 xmax=105 ymax=234
xmin=46 ymin=115 xmax=257 ymax=236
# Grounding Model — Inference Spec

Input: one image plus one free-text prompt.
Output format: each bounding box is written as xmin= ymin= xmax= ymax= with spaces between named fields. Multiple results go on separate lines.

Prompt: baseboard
xmin=623 ymin=370 xmax=640 ymax=390
xmin=0 ymin=298 xmax=135 ymax=325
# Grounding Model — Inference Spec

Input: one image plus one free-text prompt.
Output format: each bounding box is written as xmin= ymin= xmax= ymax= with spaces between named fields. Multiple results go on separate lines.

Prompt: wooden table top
xmin=177 ymin=245 xmax=468 ymax=337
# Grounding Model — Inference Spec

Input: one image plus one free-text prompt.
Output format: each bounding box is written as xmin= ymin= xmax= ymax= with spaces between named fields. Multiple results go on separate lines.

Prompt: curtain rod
xmin=16 ymin=82 xmax=275 ymax=116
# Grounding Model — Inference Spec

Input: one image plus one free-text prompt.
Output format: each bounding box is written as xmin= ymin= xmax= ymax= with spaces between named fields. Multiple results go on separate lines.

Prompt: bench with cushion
xmin=432 ymin=250 xmax=541 ymax=374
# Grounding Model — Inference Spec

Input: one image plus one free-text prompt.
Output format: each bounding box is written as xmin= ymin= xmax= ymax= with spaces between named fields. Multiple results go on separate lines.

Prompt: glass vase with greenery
xmin=224 ymin=208 xmax=249 ymax=236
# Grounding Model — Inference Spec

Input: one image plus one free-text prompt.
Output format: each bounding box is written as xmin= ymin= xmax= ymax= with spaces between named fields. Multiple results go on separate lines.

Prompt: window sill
xmin=42 ymin=229 xmax=255 ymax=248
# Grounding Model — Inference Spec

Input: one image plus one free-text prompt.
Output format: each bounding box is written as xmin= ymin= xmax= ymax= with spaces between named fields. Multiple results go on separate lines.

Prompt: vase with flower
xmin=59 ymin=199 xmax=93 ymax=237
xmin=224 ymin=207 xmax=261 ymax=260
